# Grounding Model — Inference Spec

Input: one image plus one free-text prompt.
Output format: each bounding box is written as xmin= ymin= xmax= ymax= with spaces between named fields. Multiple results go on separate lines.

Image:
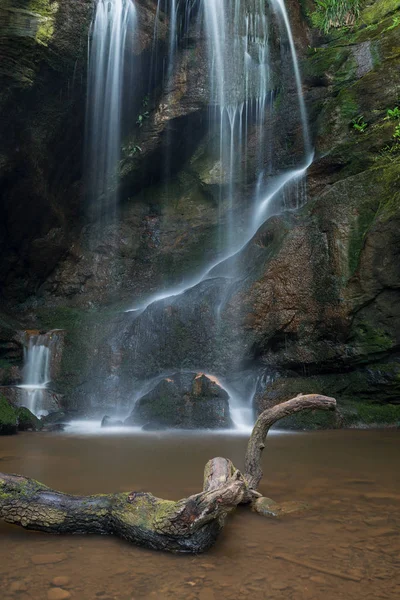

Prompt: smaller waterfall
xmin=19 ymin=332 xmax=60 ymax=416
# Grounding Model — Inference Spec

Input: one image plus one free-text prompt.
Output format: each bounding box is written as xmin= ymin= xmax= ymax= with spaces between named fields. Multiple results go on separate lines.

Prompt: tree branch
xmin=244 ymin=394 xmax=336 ymax=490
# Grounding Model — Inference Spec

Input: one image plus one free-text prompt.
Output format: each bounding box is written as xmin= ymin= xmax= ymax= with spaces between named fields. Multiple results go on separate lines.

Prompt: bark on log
xmin=0 ymin=394 xmax=336 ymax=553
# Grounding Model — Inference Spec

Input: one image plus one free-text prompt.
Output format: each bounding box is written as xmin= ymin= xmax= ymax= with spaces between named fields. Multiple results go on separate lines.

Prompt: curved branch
xmin=244 ymin=394 xmax=336 ymax=490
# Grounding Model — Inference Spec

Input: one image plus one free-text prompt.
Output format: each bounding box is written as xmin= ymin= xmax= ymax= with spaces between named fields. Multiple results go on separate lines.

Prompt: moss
xmin=0 ymin=395 xmax=17 ymax=435
xmin=35 ymin=306 xmax=120 ymax=401
xmin=337 ymin=88 xmax=359 ymax=120
xmin=342 ymin=401 xmax=400 ymax=425
xmin=305 ymin=46 xmax=353 ymax=84
xmin=277 ymin=408 xmax=339 ymax=430
xmin=375 ymin=159 xmax=400 ymax=220
xmin=16 ymin=406 xmax=42 ymax=431
xmin=361 ymin=0 xmax=400 ymax=25
xmin=347 ymin=204 xmax=377 ymax=275
xmin=352 ymin=320 xmax=394 ymax=354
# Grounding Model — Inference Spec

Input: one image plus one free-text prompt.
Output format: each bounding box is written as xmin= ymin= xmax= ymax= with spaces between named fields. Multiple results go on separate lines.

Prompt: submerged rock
xmin=126 ymin=372 xmax=232 ymax=429
xmin=41 ymin=423 xmax=66 ymax=432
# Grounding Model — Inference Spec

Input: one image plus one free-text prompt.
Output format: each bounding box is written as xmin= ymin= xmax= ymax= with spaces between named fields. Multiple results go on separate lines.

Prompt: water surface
xmin=0 ymin=430 xmax=399 ymax=599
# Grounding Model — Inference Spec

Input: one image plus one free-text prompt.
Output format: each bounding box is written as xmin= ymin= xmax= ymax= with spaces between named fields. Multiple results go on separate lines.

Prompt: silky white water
xmin=123 ymin=0 xmax=312 ymax=431
xmin=86 ymin=0 xmax=137 ymax=224
xmin=19 ymin=335 xmax=52 ymax=416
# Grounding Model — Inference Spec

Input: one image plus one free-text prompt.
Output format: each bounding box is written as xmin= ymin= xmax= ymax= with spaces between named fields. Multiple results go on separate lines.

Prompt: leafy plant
xmin=351 ymin=115 xmax=368 ymax=133
xmin=122 ymin=142 xmax=142 ymax=158
xmin=387 ymin=16 xmax=400 ymax=31
xmin=311 ymin=0 xmax=361 ymax=33
xmin=393 ymin=124 xmax=400 ymax=140
xmin=385 ymin=107 xmax=400 ymax=120
xmin=136 ymin=112 xmax=149 ymax=128
xmin=136 ymin=96 xmax=150 ymax=128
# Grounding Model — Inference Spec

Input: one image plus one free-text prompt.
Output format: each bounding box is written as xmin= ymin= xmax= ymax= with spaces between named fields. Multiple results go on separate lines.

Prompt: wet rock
xmin=31 ymin=553 xmax=68 ymax=565
xmin=42 ymin=423 xmax=66 ymax=432
xmin=47 ymin=589 xmax=71 ymax=600
xmin=126 ymin=372 xmax=232 ymax=429
xmin=101 ymin=416 xmax=124 ymax=428
xmin=9 ymin=580 xmax=28 ymax=593
xmin=1 ymin=387 xmax=61 ymax=414
xmin=41 ymin=411 xmax=68 ymax=425
xmin=51 ymin=577 xmax=71 ymax=587
xmin=16 ymin=406 xmax=42 ymax=431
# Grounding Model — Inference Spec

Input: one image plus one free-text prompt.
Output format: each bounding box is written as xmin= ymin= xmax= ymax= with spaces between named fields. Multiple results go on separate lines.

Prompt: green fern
xmin=385 ymin=107 xmax=400 ymax=121
xmin=351 ymin=115 xmax=368 ymax=133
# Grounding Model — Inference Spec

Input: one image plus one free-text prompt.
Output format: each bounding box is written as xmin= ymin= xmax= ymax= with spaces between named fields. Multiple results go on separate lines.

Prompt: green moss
xmin=343 ymin=401 xmax=400 ymax=425
xmin=361 ymin=0 xmax=400 ymax=25
xmin=305 ymin=46 xmax=356 ymax=87
xmin=347 ymin=205 xmax=377 ymax=275
xmin=352 ymin=321 xmax=394 ymax=354
xmin=375 ymin=160 xmax=400 ymax=220
xmin=16 ymin=406 xmax=42 ymax=431
xmin=0 ymin=395 xmax=17 ymax=435
xmin=278 ymin=408 xmax=339 ymax=430
xmin=338 ymin=88 xmax=359 ymax=120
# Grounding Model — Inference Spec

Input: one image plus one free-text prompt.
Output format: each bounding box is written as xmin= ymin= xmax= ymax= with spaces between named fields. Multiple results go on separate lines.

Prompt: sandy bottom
xmin=0 ymin=429 xmax=399 ymax=600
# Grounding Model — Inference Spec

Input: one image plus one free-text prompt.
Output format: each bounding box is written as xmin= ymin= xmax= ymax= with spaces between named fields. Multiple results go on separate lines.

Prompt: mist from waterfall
xmin=85 ymin=0 xmax=137 ymax=229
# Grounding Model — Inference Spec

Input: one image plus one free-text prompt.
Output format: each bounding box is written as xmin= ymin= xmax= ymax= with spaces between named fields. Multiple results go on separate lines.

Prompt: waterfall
xmin=203 ymin=0 xmax=270 ymax=262
xmin=119 ymin=0 xmax=312 ymax=431
xmin=19 ymin=333 xmax=56 ymax=416
xmin=86 ymin=0 xmax=137 ymax=225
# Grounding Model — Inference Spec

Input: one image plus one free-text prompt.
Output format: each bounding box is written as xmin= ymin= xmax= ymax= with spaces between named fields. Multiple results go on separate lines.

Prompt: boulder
xmin=16 ymin=406 xmax=42 ymax=431
xmin=101 ymin=416 xmax=124 ymax=428
xmin=41 ymin=423 xmax=66 ymax=432
xmin=126 ymin=372 xmax=232 ymax=429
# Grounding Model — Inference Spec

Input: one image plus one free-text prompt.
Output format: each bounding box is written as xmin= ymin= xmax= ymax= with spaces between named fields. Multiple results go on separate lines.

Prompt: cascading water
xmin=19 ymin=334 xmax=54 ymax=416
xmin=119 ymin=0 xmax=312 ymax=431
xmin=80 ymin=0 xmax=313 ymax=433
xmin=86 ymin=0 xmax=137 ymax=226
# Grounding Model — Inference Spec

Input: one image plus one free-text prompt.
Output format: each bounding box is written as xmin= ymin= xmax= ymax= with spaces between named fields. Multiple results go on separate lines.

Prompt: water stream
xmin=82 ymin=0 xmax=312 ymax=429
xmin=119 ymin=0 xmax=312 ymax=429
xmin=18 ymin=334 xmax=53 ymax=416
xmin=86 ymin=0 xmax=137 ymax=226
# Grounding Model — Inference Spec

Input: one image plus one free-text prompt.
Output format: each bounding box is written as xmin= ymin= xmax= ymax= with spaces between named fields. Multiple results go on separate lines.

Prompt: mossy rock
xmin=16 ymin=406 xmax=42 ymax=431
xmin=361 ymin=0 xmax=400 ymax=25
xmin=0 ymin=395 xmax=17 ymax=435
xmin=258 ymin=366 xmax=400 ymax=429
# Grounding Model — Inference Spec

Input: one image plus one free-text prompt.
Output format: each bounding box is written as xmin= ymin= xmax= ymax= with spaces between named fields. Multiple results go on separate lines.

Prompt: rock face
xmin=0 ymin=0 xmax=399 ymax=427
xmin=247 ymin=0 xmax=400 ymax=418
xmin=0 ymin=311 xmax=23 ymax=386
xmin=126 ymin=373 xmax=232 ymax=429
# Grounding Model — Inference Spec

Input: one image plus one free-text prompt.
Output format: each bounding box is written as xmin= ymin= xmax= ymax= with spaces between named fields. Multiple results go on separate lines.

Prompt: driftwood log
xmin=0 ymin=394 xmax=336 ymax=553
